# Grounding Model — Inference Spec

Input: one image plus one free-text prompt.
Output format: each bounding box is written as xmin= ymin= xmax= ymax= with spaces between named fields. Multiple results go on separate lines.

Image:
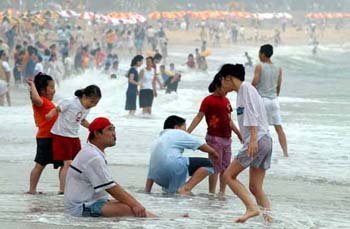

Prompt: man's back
xmin=148 ymin=129 xmax=203 ymax=193
xmin=256 ymin=63 xmax=280 ymax=99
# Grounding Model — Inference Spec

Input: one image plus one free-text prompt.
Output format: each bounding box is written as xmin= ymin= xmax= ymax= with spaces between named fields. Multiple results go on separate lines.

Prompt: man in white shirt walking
xmin=64 ymin=117 xmax=153 ymax=218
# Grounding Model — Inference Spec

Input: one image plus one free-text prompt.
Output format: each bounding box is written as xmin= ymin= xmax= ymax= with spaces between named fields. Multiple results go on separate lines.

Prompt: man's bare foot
xmin=26 ymin=191 xmax=43 ymax=195
xmin=177 ymin=187 xmax=191 ymax=196
xmin=146 ymin=211 xmax=157 ymax=218
xmin=235 ymin=208 xmax=260 ymax=223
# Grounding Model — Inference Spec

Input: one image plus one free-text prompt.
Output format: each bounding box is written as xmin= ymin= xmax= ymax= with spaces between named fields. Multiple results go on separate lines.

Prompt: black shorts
xmin=139 ymin=89 xmax=154 ymax=108
xmin=188 ymin=157 xmax=213 ymax=176
xmin=107 ymin=43 xmax=113 ymax=50
xmin=125 ymin=90 xmax=137 ymax=110
xmin=35 ymin=138 xmax=63 ymax=169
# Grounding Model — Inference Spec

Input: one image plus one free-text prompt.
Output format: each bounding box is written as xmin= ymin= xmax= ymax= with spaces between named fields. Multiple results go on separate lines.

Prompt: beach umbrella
xmin=148 ymin=11 xmax=160 ymax=20
xmin=335 ymin=13 xmax=344 ymax=19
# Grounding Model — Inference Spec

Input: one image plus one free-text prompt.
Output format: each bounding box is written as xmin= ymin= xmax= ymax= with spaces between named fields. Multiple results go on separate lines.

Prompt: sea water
xmin=0 ymin=44 xmax=349 ymax=228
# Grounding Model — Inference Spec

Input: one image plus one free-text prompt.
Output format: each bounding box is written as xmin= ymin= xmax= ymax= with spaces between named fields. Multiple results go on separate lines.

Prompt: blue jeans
xmin=82 ymin=199 xmax=108 ymax=217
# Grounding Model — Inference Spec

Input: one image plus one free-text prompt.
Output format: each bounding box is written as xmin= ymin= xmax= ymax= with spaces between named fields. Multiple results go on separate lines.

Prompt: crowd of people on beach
xmin=20 ymin=44 xmax=288 ymax=224
xmin=0 ymin=9 xmax=292 ymax=225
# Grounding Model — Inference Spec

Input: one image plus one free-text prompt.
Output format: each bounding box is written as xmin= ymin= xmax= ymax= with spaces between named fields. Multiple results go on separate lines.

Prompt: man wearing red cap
xmin=64 ymin=117 xmax=153 ymax=217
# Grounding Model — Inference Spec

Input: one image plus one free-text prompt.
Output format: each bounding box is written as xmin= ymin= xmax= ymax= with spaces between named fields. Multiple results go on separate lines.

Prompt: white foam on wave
xmin=279 ymin=96 xmax=327 ymax=104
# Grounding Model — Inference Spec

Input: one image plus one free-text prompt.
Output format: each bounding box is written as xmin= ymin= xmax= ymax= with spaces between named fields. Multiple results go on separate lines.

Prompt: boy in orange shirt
xmin=27 ymin=72 xmax=63 ymax=194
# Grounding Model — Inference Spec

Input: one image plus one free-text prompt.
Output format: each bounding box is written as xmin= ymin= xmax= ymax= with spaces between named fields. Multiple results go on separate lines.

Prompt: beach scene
xmin=0 ymin=0 xmax=349 ymax=228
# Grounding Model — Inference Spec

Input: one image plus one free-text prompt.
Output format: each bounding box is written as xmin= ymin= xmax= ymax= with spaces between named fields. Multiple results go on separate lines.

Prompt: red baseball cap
xmin=88 ymin=117 xmax=113 ymax=141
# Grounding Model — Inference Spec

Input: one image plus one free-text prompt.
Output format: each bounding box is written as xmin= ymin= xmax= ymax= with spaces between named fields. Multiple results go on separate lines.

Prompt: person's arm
xmin=45 ymin=106 xmax=61 ymax=120
xmin=145 ymin=178 xmax=154 ymax=193
xmin=81 ymin=119 xmax=89 ymax=129
xmin=106 ymin=183 xmax=147 ymax=217
xmin=198 ymin=144 xmax=219 ymax=163
xmin=138 ymin=69 xmax=144 ymax=87
xmin=230 ymin=118 xmax=243 ymax=143
xmin=152 ymin=74 xmax=158 ymax=97
xmin=5 ymin=70 xmax=10 ymax=84
xmin=187 ymin=112 xmax=204 ymax=133
xmin=247 ymin=126 xmax=258 ymax=157
xmin=170 ymin=73 xmax=179 ymax=84
xmin=129 ymin=73 xmax=139 ymax=86
xmin=26 ymin=79 xmax=43 ymax=106
xmin=155 ymin=74 xmax=164 ymax=89
xmin=251 ymin=64 xmax=262 ymax=87
xmin=277 ymin=68 xmax=282 ymax=96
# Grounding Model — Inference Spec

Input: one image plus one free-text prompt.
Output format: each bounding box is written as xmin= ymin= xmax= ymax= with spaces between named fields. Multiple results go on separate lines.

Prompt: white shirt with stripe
xmin=64 ymin=143 xmax=116 ymax=216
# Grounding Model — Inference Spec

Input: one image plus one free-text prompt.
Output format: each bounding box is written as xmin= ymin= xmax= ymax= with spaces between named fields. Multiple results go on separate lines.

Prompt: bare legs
xmin=178 ymin=167 xmax=209 ymax=195
xmin=209 ymin=173 xmax=218 ymax=194
xmin=59 ymin=160 xmax=72 ymax=193
xmin=209 ymin=172 xmax=227 ymax=194
xmin=142 ymin=107 xmax=152 ymax=115
xmin=274 ymin=125 xmax=288 ymax=157
xmin=224 ymin=160 xmax=260 ymax=223
xmin=28 ymin=163 xmax=64 ymax=194
xmin=27 ymin=163 xmax=45 ymax=194
xmin=101 ymin=200 xmax=155 ymax=217
xmin=249 ymin=167 xmax=272 ymax=223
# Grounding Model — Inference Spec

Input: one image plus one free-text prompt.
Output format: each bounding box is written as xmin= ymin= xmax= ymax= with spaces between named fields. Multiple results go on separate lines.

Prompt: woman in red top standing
xmin=187 ymin=72 xmax=242 ymax=195
xmin=27 ymin=73 xmax=62 ymax=194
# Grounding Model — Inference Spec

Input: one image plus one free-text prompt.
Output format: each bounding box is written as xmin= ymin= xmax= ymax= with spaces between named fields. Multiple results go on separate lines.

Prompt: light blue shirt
xmin=147 ymin=129 xmax=205 ymax=193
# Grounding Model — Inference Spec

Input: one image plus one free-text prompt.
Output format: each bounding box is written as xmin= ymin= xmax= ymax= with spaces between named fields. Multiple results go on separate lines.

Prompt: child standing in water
xmin=187 ymin=73 xmax=242 ymax=195
xmin=186 ymin=54 xmax=196 ymax=69
xmin=46 ymin=85 xmax=101 ymax=193
xmin=27 ymin=73 xmax=63 ymax=194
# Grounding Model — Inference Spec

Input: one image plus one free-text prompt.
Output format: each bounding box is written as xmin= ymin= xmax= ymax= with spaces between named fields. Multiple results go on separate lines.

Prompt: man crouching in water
xmin=145 ymin=115 xmax=219 ymax=195
xmin=64 ymin=117 xmax=154 ymax=217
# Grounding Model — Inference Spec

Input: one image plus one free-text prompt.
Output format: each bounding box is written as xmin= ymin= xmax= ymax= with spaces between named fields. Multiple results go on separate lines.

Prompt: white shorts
xmin=0 ymin=80 xmax=8 ymax=96
xmin=263 ymin=97 xmax=282 ymax=125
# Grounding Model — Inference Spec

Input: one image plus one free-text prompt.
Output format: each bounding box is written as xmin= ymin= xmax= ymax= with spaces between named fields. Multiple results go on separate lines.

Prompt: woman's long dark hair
xmin=209 ymin=64 xmax=245 ymax=92
xmin=74 ymin=85 xmax=101 ymax=99
xmin=130 ymin=55 xmax=144 ymax=67
xmin=208 ymin=73 xmax=222 ymax=93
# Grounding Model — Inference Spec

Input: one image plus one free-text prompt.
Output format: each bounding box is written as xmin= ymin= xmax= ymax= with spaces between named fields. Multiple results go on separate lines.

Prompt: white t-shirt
xmin=236 ymin=82 xmax=269 ymax=146
xmin=141 ymin=68 xmax=154 ymax=90
xmin=64 ymin=143 xmax=116 ymax=216
xmin=147 ymin=28 xmax=156 ymax=38
xmin=51 ymin=97 xmax=90 ymax=137
xmin=2 ymin=61 xmax=11 ymax=72
xmin=34 ymin=63 xmax=44 ymax=74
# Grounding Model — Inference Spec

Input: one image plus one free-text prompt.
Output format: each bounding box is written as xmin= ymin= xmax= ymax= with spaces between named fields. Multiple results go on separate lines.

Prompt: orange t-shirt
xmin=33 ymin=97 xmax=58 ymax=138
xmin=106 ymin=32 xmax=116 ymax=44
xmin=22 ymin=51 xmax=29 ymax=68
